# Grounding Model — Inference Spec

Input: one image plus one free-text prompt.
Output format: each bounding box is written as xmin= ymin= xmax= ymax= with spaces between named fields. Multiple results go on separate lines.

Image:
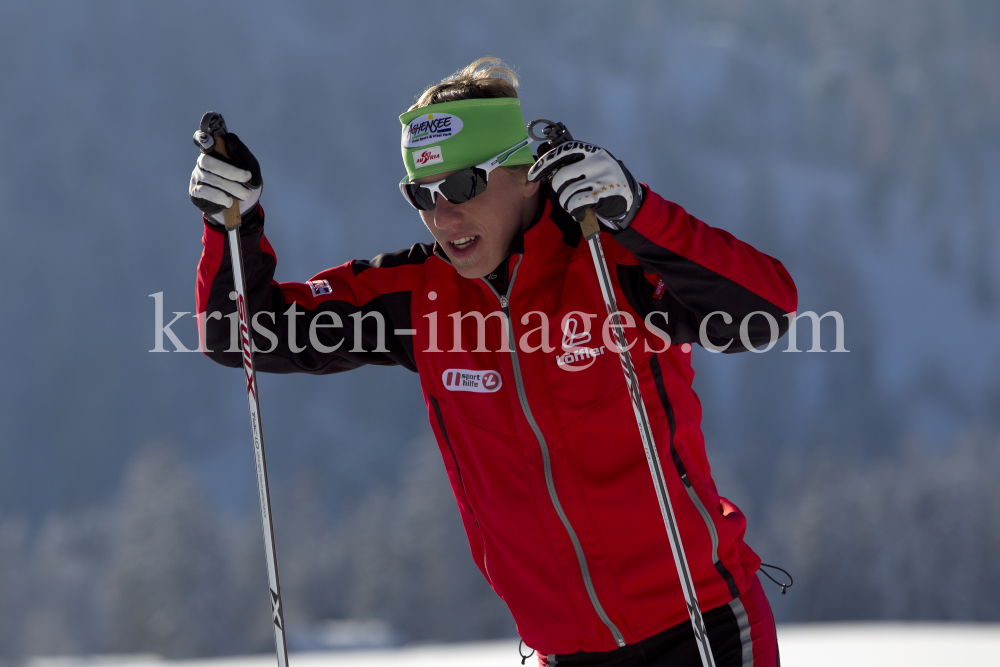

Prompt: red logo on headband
xmin=414 ymin=145 xmax=443 ymax=168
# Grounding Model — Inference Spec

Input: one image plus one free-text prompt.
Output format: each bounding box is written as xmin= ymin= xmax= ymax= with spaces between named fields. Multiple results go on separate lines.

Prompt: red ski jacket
xmin=196 ymin=187 xmax=797 ymax=655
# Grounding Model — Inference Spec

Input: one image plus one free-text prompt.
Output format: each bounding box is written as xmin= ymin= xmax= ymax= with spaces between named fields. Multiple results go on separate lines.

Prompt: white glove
xmin=527 ymin=141 xmax=642 ymax=230
xmin=189 ymin=134 xmax=262 ymax=226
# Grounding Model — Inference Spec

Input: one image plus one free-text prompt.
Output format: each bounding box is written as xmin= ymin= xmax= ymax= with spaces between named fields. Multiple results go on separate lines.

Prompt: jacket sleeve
xmin=611 ymin=187 xmax=798 ymax=352
xmin=195 ymin=206 xmax=424 ymax=373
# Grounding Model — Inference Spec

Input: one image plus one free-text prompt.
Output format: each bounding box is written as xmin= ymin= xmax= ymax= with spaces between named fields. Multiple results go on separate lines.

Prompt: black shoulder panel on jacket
xmin=615 ymin=263 xmax=714 ymax=349
xmin=617 ymin=264 xmax=656 ymax=318
xmin=615 ymin=230 xmax=790 ymax=352
xmin=547 ymin=191 xmax=583 ymax=248
xmin=353 ymin=242 xmax=437 ymax=275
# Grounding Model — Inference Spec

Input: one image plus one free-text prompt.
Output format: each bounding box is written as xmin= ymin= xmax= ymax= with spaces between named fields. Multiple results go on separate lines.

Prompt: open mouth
xmin=449 ymin=235 xmax=479 ymax=251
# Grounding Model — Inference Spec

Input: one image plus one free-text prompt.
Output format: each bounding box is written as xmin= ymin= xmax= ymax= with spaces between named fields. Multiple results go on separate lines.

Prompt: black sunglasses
xmin=399 ymin=138 xmax=531 ymax=211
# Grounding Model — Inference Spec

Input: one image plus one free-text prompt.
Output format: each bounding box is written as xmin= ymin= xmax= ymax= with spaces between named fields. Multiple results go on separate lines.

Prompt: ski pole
xmin=578 ymin=206 xmax=716 ymax=667
xmin=194 ymin=112 xmax=289 ymax=667
xmin=529 ymin=118 xmax=715 ymax=666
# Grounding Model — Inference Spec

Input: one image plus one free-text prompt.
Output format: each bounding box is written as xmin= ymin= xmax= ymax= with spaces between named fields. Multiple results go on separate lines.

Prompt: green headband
xmin=399 ymin=98 xmax=534 ymax=180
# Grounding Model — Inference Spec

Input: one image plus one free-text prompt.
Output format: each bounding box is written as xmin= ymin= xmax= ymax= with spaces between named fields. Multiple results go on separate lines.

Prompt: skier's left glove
xmin=527 ymin=141 xmax=643 ymax=230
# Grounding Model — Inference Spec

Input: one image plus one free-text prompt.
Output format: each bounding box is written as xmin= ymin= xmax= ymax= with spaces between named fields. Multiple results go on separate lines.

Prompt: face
xmin=417 ymin=168 xmax=541 ymax=279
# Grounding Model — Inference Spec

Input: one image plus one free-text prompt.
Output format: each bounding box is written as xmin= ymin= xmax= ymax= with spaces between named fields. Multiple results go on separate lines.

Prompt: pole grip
xmin=221 ymin=201 xmax=241 ymax=230
xmin=208 ymin=137 xmax=243 ymax=231
xmin=580 ymin=207 xmax=601 ymax=238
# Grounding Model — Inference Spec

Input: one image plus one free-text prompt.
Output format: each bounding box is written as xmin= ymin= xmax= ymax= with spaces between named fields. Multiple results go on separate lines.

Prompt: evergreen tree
xmin=102 ymin=447 xmax=237 ymax=657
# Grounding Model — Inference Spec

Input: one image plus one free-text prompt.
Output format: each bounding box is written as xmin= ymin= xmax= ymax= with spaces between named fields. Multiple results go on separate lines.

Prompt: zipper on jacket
xmin=429 ymin=395 xmax=478 ymax=527
xmin=648 ymin=355 xmax=741 ymax=599
xmin=432 ymin=396 xmax=498 ymax=587
xmin=481 ymin=258 xmax=626 ymax=648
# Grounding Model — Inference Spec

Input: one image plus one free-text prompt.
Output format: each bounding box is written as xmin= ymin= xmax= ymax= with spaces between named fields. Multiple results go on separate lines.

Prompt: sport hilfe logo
xmin=403 ymin=113 xmax=464 ymax=148
xmin=442 ymin=369 xmax=502 ymax=393
xmin=414 ymin=145 xmax=444 ymax=168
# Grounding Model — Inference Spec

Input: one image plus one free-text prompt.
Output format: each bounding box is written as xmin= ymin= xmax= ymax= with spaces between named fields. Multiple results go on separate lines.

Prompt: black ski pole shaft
xmin=194 ymin=112 xmax=289 ymax=667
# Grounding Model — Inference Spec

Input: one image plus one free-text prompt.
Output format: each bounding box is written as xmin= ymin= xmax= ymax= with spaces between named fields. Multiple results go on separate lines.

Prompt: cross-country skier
xmin=191 ymin=57 xmax=797 ymax=667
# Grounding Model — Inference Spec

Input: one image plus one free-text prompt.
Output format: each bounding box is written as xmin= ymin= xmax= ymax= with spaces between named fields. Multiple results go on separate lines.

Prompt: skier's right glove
xmin=189 ymin=132 xmax=263 ymax=227
xmin=527 ymin=140 xmax=641 ymax=230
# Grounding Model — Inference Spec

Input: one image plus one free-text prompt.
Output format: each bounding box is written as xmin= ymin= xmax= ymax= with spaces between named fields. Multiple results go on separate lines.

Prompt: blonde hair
xmin=409 ymin=56 xmax=520 ymax=111
xmin=409 ymin=57 xmax=532 ymax=180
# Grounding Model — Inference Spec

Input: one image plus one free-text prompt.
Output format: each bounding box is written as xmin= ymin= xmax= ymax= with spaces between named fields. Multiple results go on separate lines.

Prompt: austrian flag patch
xmin=306 ymin=279 xmax=333 ymax=297
xmin=442 ymin=369 xmax=502 ymax=393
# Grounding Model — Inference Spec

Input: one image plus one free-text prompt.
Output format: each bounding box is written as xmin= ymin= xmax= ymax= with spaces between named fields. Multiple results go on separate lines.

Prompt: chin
xmin=452 ymin=259 xmax=487 ymax=280
xmin=440 ymin=241 xmax=496 ymax=280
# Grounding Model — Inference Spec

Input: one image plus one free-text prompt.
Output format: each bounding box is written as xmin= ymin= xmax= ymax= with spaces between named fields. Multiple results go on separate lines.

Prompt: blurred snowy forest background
xmin=1 ymin=0 xmax=999 ymax=659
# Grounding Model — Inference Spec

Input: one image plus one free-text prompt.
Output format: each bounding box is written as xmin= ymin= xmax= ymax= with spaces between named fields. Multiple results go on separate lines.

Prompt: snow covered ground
xmin=777 ymin=624 xmax=1000 ymax=666
xmin=27 ymin=624 xmax=1000 ymax=667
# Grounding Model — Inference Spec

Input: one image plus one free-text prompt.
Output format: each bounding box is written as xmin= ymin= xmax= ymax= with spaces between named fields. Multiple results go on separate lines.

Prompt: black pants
xmin=538 ymin=575 xmax=779 ymax=667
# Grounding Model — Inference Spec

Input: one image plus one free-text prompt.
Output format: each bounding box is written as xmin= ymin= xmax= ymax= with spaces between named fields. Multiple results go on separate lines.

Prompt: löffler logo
xmin=557 ymin=315 xmax=605 ymax=371
xmin=561 ymin=316 xmax=592 ymax=347
xmin=443 ymin=369 xmax=502 ymax=393
xmin=414 ymin=145 xmax=443 ymax=168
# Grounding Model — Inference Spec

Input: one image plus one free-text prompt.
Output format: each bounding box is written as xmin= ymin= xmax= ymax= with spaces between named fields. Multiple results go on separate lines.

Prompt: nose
xmin=432 ymin=196 xmax=463 ymax=230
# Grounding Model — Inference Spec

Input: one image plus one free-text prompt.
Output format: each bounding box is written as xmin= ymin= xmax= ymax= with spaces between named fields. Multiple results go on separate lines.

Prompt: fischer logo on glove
xmin=527 ymin=139 xmax=641 ymax=230
xmin=403 ymin=113 xmax=463 ymax=147
xmin=442 ymin=369 xmax=502 ymax=393
xmin=413 ymin=146 xmax=444 ymax=168
xmin=527 ymin=140 xmax=601 ymax=177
